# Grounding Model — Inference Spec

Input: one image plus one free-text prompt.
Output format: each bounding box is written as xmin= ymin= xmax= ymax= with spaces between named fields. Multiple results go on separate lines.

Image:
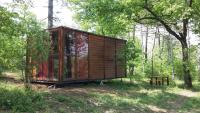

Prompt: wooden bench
xmin=150 ymin=76 xmax=169 ymax=86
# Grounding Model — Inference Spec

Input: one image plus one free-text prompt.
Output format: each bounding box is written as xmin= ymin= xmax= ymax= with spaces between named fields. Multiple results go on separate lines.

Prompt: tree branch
xmin=182 ymin=0 xmax=193 ymax=38
xmin=143 ymin=4 xmax=182 ymax=40
xmin=131 ymin=16 xmax=157 ymax=24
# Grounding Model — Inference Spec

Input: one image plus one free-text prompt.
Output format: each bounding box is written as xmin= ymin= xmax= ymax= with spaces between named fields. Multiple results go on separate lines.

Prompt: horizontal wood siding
xmin=116 ymin=40 xmax=126 ymax=77
xmin=88 ymin=35 xmax=104 ymax=79
xmin=104 ymin=38 xmax=116 ymax=79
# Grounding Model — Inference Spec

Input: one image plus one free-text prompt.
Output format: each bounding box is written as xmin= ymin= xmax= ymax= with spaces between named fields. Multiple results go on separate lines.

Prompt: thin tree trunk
xmin=198 ymin=43 xmax=200 ymax=81
xmin=48 ymin=0 xmax=53 ymax=28
xmin=170 ymin=36 xmax=175 ymax=80
xmin=132 ymin=24 xmax=135 ymax=75
xmin=25 ymin=39 xmax=31 ymax=89
xmin=157 ymin=27 xmax=161 ymax=59
xmin=133 ymin=24 xmax=136 ymax=40
xmin=160 ymin=36 xmax=164 ymax=74
xmin=152 ymin=35 xmax=156 ymax=76
xmin=129 ymin=24 xmax=136 ymax=83
xmin=187 ymin=25 xmax=191 ymax=60
xmin=167 ymin=35 xmax=171 ymax=65
xmin=140 ymin=25 xmax=145 ymax=73
xmin=145 ymin=26 xmax=148 ymax=63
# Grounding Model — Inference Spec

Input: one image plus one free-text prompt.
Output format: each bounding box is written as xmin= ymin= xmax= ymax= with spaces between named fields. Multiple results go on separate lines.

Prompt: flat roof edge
xmin=47 ymin=26 xmax=127 ymax=42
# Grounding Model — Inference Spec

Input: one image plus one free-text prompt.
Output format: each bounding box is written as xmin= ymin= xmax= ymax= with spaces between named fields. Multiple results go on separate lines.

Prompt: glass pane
xmin=76 ymin=32 xmax=88 ymax=79
xmin=50 ymin=31 xmax=59 ymax=81
xmin=63 ymin=31 xmax=76 ymax=80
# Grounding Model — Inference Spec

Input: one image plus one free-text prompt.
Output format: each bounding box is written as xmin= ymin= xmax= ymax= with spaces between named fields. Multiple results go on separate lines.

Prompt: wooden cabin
xmin=31 ymin=26 xmax=126 ymax=84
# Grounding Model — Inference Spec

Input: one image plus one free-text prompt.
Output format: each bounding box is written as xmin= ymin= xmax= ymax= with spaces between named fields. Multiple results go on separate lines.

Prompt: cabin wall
xmin=104 ymin=38 xmax=116 ymax=79
xmin=88 ymin=35 xmax=104 ymax=80
xmin=88 ymin=33 xmax=126 ymax=80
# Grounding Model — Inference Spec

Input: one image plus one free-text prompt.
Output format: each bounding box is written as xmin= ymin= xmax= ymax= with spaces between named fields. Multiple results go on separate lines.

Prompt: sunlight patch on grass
xmin=147 ymin=105 xmax=167 ymax=113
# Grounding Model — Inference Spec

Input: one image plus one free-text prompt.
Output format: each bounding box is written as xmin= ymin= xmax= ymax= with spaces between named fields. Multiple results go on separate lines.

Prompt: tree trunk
xmin=48 ymin=0 xmax=53 ymax=28
xmin=145 ymin=26 xmax=148 ymax=63
xmin=181 ymin=40 xmax=192 ymax=88
xmin=140 ymin=25 xmax=145 ymax=73
xmin=151 ymin=36 xmax=156 ymax=76
xmin=25 ymin=47 xmax=31 ymax=89
xmin=198 ymin=44 xmax=200 ymax=81
xmin=170 ymin=36 xmax=175 ymax=80
xmin=132 ymin=24 xmax=135 ymax=75
xmin=25 ymin=38 xmax=31 ymax=89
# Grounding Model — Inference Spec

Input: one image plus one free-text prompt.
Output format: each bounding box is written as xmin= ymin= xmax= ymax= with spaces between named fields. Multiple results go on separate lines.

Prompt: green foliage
xmin=67 ymin=0 xmax=200 ymax=34
xmin=67 ymin=0 xmax=132 ymax=37
xmin=67 ymin=0 xmax=200 ymax=84
xmin=0 ymin=87 xmax=45 ymax=112
xmin=117 ymin=37 xmax=143 ymax=81
xmin=0 ymin=3 xmax=50 ymax=74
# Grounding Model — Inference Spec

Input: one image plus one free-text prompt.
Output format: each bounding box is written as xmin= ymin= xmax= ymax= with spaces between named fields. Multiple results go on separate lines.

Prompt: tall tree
xmin=48 ymin=0 xmax=53 ymax=28
xmin=68 ymin=0 xmax=198 ymax=88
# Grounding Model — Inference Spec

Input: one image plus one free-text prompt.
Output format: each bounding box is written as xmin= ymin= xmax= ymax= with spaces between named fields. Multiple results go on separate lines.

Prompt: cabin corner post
xmin=125 ymin=41 xmax=127 ymax=78
xmin=60 ymin=27 xmax=64 ymax=82
xmin=49 ymin=31 xmax=54 ymax=81
xmin=75 ymin=32 xmax=78 ymax=79
xmin=103 ymin=37 xmax=106 ymax=80
xmin=48 ymin=32 xmax=52 ymax=81
xmin=58 ymin=28 xmax=63 ymax=82
xmin=115 ymin=40 xmax=117 ymax=78
xmin=88 ymin=35 xmax=90 ymax=80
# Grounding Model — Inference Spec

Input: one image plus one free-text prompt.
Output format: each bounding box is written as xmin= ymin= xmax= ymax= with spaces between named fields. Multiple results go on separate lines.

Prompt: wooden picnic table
xmin=150 ymin=76 xmax=169 ymax=86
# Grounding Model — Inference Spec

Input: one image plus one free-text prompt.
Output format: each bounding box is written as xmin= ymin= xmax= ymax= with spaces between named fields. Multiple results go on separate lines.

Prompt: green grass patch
xmin=0 ymin=75 xmax=200 ymax=113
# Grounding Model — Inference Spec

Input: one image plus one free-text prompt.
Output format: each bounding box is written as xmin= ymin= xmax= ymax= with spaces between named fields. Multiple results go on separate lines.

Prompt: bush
xmin=0 ymin=88 xmax=45 ymax=112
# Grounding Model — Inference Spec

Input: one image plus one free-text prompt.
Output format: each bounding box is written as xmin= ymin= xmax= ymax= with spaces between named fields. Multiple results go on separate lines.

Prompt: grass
xmin=0 ymin=72 xmax=200 ymax=113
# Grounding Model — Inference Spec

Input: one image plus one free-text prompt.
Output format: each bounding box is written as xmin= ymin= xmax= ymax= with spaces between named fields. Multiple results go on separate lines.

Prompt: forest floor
xmin=0 ymin=72 xmax=200 ymax=113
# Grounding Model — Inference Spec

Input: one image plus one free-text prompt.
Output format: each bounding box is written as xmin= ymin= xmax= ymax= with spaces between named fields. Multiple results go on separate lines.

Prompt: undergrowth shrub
xmin=0 ymin=87 xmax=45 ymax=112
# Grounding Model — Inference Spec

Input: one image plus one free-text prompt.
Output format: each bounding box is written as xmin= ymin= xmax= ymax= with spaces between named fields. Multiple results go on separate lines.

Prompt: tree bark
xmin=170 ymin=36 xmax=175 ymax=80
xmin=145 ymin=26 xmax=148 ymax=63
xmin=25 ymin=37 xmax=32 ymax=89
xmin=151 ymin=36 xmax=156 ymax=76
xmin=25 ymin=44 xmax=31 ymax=89
xmin=48 ymin=0 xmax=53 ymax=28
xmin=181 ymin=39 xmax=192 ymax=88
xmin=140 ymin=25 xmax=145 ymax=73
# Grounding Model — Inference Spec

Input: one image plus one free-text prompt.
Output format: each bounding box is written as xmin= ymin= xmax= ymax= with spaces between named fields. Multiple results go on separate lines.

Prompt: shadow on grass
xmin=176 ymin=81 xmax=200 ymax=92
xmin=75 ymin=80 xmax=200 ymax=113
xmin=0 ymin=73 xmax=22 ymax=84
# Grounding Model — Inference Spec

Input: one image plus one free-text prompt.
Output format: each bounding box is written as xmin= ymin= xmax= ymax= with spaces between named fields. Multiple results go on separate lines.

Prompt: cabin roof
xmin=47 ymin=26 xmax=126 ymax=42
